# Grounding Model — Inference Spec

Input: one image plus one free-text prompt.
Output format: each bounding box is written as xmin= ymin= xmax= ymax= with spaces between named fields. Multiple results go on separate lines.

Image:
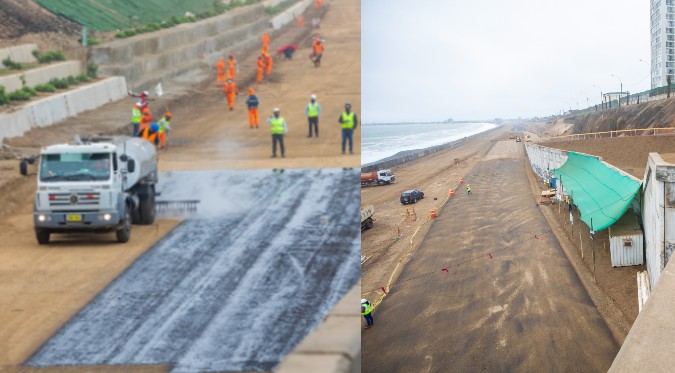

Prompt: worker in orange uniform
xmin=316 ymin=0 xmax=322 ymax=8
xmin=246 ymin=88 xmax=259 ymax=129
xmin=311 ymin=36 xmax=324 ymax=67
xmin=223 ymin=78 xmax=238 ymax=111
xmin=261 ymin=32 xmax=270 ymax=49
xmin=226 ymin=54 xmax=238 ymax=81
xmin=216 ymin=56 xmax=226 ymax=84
xmin=139 ymin=123 xmax=160 ymax=147
xmin=138 ymin=107 xmax=152 ymax=136
xmin=264 ymin=52 xmax=273 ymax=82
xmin=256 ymin=54 xmax=265 ymax=84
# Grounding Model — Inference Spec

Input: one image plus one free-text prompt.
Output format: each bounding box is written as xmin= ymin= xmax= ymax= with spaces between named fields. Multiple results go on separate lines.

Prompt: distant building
xmin=651 ymin=0 xmax=675 ymax=88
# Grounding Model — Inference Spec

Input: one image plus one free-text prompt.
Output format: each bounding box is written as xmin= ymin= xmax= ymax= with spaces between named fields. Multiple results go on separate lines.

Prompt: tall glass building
xmin=651 ymin=0 xmax=675 ymax=88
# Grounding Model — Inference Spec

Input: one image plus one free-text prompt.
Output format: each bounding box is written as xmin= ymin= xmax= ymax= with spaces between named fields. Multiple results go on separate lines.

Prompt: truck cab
xmin=32 ymin=137 xmax=157 ymax=244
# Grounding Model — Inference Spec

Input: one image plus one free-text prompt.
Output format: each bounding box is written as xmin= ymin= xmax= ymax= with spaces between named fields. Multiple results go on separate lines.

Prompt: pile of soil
xmin=0 ymin=0 xmax=81 ymax=51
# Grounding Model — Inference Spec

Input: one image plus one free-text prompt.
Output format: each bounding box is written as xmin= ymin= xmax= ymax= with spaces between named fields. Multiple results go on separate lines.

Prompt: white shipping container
xmin=609 ymin=212 xmax=644 ymax=267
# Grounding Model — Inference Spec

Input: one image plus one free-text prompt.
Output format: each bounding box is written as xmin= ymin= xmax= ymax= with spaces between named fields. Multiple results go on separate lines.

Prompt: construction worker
xmin=157 ymin=112 xmax=172 ymax=149
xmin=315 ymin=0 xmax=322 ymax=8
xmin=216 ymin=56 xmax=226 ymax=84
xmin=246 ymin=88 xmax=259 ymax=129
xmin=361 ymin=299 xmax=373 ymax=328
xmin=256 ymin=54 xmax=265 ymax=84
xmin=306 ymin=94 xmax=321 ymax=137
xmin=261 ymin=32 xmax=271 ymax=55
xmin=264 ymin=52 xmax=273 ymax=82
xmin=131 ymin=102 xmax=142 ymax=137
xmin=466 ymin=184 xmax=472 ymax=196
xmin=311 ymin=36 xmax=324 ymax=67
xmin=267 ymin=108 xmax=287 ymax=158
xmin=223 ymin=78 xmax=238 ymax=111
xmin=226 ymin=53 xmax=238 ymax=81
xmin=139 ymin=123 xmax=160 ymax=147
xmin=138 ymin=91 xmax=149 ymax=109
xmin=338 ymin=103 xmax=358 ymax=154
xmin=138 ymin=107 xmax=152 ymax=136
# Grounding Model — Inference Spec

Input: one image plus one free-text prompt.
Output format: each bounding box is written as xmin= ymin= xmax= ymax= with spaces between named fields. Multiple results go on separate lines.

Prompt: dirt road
xmin=0 ymin=0 xmax=361 ymax=371
xmin=362 ymin=140 xmax=618 ymax=372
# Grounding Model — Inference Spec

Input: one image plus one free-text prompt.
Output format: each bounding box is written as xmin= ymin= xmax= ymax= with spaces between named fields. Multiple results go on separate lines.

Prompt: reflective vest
xmin=131 ymin=107 xmax=142 ymax=124
xmin=361 ymin=302 xmax=372 ymax=315
xmin=466 ymin=185 xmax=471 ymax=191
xmin=270 ymin=116 xmax=285 ymax=135
xmin=307 ymin=102 xmax=319 ymax=117
xmin=158 ymin=117 xmax=169 ymax=133
xmin=341 ymin=112 xmax=355 ymax=129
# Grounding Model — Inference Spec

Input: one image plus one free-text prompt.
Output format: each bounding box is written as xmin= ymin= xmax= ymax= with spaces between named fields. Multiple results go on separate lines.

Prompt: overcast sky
xmin=362 ymin=0 xmax=650 ymax=123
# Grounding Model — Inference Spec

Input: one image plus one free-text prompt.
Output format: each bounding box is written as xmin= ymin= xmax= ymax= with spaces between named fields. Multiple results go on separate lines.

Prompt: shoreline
xmin=361 ymin=125 xmax=503 ymax=171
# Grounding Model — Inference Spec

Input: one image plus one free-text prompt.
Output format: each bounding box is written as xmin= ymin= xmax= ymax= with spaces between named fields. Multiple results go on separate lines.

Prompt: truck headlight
xmin=102 ymin=213 xmax=111 ymax=221
xmin=37 ymin=214 xmax=51 ymax=222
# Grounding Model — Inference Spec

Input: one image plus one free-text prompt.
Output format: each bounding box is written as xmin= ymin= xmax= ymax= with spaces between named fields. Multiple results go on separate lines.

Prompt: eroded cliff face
xmin=564 ymin=98 xmax=675 ymax=135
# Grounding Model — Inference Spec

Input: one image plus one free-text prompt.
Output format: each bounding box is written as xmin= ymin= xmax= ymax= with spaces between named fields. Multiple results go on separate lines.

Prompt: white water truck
xmin=24 ymin=136 xmax=158 ymax=244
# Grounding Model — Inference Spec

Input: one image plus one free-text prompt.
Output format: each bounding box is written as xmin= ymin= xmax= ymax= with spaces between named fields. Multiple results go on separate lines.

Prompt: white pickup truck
xmin=26 ymin=136 xmax=158 ymax=244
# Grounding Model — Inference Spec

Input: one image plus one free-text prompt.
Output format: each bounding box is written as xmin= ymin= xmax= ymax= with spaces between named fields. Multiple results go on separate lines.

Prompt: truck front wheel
xmin=35 ymin=229 xmax=50 ymax=245
xmin=365 ymin=218 xmax=374 ymax=229
xmin=116 ymin=205 xmax=131 ymax=243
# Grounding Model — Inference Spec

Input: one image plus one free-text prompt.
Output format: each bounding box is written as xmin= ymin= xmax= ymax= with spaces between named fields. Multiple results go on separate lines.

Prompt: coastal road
xmin=361 ymin=140 xmax=619 ymax=372
xmin=28 ymin=169 xmax=360 ymax=373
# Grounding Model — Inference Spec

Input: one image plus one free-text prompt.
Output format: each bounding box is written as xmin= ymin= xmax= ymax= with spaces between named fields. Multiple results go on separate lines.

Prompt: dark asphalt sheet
xmin=28 ymin=169 xmax=360 ymax=372
xmin=362 ymin=158 xmax=619 ymax=372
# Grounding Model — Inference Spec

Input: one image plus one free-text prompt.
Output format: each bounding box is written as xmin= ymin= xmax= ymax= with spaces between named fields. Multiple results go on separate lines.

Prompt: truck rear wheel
xmin=116 ymin=205 xmax=131 ymax=243
xmin=139 ymin=189 xmax=155 ymax=225
xmin=365 ymin=218 xmax=374 ymax=229
xmin=36 ymin=229 xmax=50 ymax=245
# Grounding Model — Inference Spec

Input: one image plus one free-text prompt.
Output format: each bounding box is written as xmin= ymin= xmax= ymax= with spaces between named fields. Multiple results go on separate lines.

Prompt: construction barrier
xmin=429 ymin=209 xmax=437 ymax=219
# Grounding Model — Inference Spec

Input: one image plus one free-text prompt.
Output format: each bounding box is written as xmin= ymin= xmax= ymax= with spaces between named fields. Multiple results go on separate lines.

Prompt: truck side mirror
xmin=127 ymin=159 xmax=135 ymax=173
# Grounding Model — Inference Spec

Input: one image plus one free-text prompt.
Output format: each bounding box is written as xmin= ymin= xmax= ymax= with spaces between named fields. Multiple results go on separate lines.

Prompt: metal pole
xmin=591 ymin=218 xmax=596 ymax=282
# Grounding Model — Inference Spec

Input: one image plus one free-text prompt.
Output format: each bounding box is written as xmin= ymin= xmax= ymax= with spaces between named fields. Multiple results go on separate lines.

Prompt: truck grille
xmin=49 ymin=192 xmax=100 ymax=206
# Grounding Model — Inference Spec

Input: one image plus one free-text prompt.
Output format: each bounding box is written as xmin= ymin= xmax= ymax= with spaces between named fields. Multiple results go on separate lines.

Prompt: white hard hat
xmin=273 ymin=107 xmax=280 ymax=112
xmin=310 ymin=94 xmax=316 ymax=100
xmin=142 ymin=91 xmax=149 ymax=96
xmin=361 ymin=298 xmax=368 ymax=304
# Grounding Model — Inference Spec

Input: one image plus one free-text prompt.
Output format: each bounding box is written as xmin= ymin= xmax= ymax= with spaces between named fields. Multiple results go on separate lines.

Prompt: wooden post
xmin=580 ymin=230 xmax=583 ymax=259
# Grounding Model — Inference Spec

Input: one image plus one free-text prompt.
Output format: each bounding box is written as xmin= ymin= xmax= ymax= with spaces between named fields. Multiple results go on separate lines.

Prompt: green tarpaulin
xmin=553 ymin=152 xmax=641 ymax=231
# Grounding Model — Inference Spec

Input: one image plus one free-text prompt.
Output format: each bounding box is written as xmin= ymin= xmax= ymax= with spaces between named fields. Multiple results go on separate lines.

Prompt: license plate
xmin=66 ymin=214 xmax=82 ymax=222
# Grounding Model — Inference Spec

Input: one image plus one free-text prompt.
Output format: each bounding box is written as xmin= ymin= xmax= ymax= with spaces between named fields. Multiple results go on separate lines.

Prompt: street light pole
xmin=593 ymin=84 xmax=603 ymax=109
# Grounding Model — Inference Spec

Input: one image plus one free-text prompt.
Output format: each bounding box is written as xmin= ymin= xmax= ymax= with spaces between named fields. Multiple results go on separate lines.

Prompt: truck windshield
xmin=40 ymin=152 xmax=112 ymax=182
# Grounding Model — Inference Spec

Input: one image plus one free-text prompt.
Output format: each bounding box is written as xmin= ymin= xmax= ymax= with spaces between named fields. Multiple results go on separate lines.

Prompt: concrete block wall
xmin=0 ymin=77 xmax=127 ymax=143
xmin=524 ymin=143 xmax=572 ymax=178
xmin=0 ymin=44 xmax=38 ymax=66
xmin=270 ymin=0 xmax=313 ymax=29
xmin=90 ymin=4 xmax=269 ymax=90
xmin=0 ymin=61 xmax=81 ymax=92
xmin=642 ymin=153 xmax=675 ymax=288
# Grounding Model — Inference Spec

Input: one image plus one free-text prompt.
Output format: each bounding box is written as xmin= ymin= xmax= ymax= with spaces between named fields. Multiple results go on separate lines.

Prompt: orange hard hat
xmin=248 ymin=88 xmax=255 ymax=94
xmin=165 ymin=112 xmax=172 ymax=119
xmin=142 ymin=107 xmax=150 ymax=114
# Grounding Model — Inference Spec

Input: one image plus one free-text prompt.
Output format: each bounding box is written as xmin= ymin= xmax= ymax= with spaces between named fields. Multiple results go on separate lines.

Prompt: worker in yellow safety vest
xmin=361 ymin=298 xmax=374 ymax=328
xmin=131 ymin=103 xmax=142 ymax=136
xmin=338 ymin=103 xmax=358 ymax=154
xmin=466 ymin=184 xmax=472 ymax=196
xmin=157 ymin=112 xmax=172 ymax=149
xmin=305 ymin=94 xmax=320 ymax=137
xmin=267 ymin=107 xmax=287 ymax=158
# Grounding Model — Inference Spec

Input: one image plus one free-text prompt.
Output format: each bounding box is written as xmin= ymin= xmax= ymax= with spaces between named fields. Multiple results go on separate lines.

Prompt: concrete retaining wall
xmin=0 ymin=77 xmax=127 ymax=143
xmin=524 ymin=143 xmax=571 ymax=178
xmin=0 ymin=44 xmax=38 ymax=66
xmin=270 ymin=0 xmax=313 ymax=29
xmin=641 ymin=153 xmax=675 ymax=288
xmin=90 ymin=4 xmax=269 ymax=90
xmin=0 ymin=61 xmax=81 ymax=92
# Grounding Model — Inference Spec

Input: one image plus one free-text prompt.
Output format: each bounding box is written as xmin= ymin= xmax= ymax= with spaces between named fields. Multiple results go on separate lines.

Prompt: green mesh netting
xmin=553 ymin=152 xmax=641 ymax=231
xmin=34 ymin=0 xmax=217 ymax=31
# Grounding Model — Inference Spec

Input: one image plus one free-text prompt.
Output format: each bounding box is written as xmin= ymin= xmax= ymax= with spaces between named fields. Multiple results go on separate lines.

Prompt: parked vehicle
xmin=516 ymin=136 xmax=522 ymax=142
xmin=400 ymin=189 xmax=424 ymax=204
xmin=361 ymin=204 xmax=375 ymax=230
xmin=361 ymin=169 xmax=395 ymax=186
xmin=27 ymin=136 xmax=158 ymax=244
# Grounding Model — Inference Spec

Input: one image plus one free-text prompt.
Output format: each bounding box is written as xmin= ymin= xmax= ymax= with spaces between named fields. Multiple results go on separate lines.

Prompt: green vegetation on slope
xmin=33 ymin=0 xmax=222 ymax=31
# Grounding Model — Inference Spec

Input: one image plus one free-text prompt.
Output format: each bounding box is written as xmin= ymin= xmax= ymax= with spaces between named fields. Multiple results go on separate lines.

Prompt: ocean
xmin=361 ymin=121 xmax=499 ymax=165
